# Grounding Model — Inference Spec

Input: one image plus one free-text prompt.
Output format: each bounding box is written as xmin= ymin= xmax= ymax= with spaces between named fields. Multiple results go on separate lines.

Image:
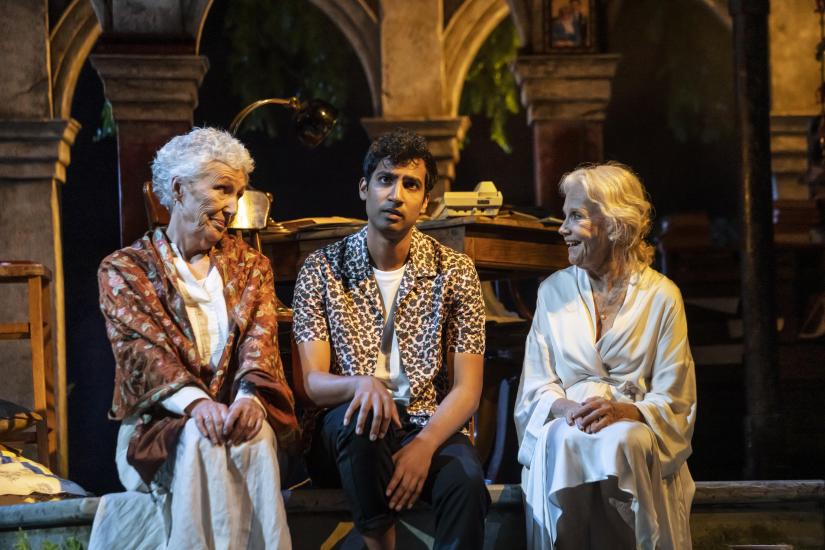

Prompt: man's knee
xmin=333 ymin=402 xmax=387 ymax=450
xmin=445 ymin=470 xmax=487 ymax=508
xmin=433 ymin=444 xmax=489 ymax=508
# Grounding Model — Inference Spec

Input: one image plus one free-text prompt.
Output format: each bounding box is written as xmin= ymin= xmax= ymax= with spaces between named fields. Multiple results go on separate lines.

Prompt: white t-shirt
xmin=372 ymin=265 xmax=412 ymax=405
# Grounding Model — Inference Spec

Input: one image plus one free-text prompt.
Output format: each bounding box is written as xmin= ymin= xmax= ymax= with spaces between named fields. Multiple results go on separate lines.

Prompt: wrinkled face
xmin=173 ymin=160 xmax=246 ymax=249
xmin=359 ymin=158 xmax=429 ymax=238
xmin=559 ymin=183 xmax=612 ymax=272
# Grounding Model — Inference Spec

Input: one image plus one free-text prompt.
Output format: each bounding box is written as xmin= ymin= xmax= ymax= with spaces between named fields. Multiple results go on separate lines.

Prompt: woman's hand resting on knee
xmin=551 ymin=397 xmax=642 ymax=434
xmin=186 ymin=398 xmax=265 ymax=446
xmin=223 ymin=398 xmax=266 ymax=445
xmin=188 ymin=399 xmax=230 ymax=445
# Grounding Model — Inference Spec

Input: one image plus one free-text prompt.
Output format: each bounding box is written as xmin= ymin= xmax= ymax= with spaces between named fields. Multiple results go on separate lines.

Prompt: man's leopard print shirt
xmin=293 ymin=226 xmax=485 ymax=429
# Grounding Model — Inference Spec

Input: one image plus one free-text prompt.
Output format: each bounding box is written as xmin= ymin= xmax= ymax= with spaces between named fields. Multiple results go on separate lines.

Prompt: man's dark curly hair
xmin=362 ymin=128 xmax=438 ymax=194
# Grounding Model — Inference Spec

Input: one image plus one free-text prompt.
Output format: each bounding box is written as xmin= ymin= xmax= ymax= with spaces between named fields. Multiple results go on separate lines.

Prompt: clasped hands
xmin=553 ymin=396 xmax=642 ymax=434
xmin=188 ymin=397 xmax=265 ymax=446
xmin=343 ymin=375 xmax=435 ymax=512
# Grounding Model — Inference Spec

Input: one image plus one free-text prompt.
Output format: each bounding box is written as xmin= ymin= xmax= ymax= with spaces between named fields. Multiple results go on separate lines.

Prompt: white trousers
xmin=90 ymin=418 xmax=291 ymax=550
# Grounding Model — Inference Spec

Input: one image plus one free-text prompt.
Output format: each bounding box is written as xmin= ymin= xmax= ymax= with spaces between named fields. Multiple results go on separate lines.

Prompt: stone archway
xmin=307 ymin=0 xmax=381 ymax=115
xmin=444 ymin=0 xmax=511 ymax=116
xmin=50 ymin=0 xmax=101 ymax=120
xmin=51 ymin=0 xmax=218 ymax=121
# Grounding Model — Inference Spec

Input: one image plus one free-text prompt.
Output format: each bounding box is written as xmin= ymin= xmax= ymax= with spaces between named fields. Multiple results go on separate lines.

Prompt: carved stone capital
xmin=360 ymin=117 xmax=470 ymax=197
xmin=90 ymin=54 xmax=209 ymax=122
xmin=511 ymin=54 xmax=621 ymax=123
xmin=0 ymin=119 xmax=81 ymax=183
xmin=90 ymin=0 xmax=210 ymax=41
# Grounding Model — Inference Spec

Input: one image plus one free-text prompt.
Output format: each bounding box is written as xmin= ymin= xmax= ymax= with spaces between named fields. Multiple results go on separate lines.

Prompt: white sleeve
xmin=161 ymin=386 xmax=211 ymax=416
xmin=514 ymin=287 xmax=566 ymax=467
xmin=634 ymin=288 xmax=697 ymax=477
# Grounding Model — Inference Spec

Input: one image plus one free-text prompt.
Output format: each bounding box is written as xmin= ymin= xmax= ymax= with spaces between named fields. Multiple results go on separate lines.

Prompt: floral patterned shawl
xmin=98 ymin=228 xmax=299 ymax=483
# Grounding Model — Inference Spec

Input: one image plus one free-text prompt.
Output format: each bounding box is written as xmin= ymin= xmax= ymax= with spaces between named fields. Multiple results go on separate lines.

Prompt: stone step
xmin=0 ymin=481 xmax=822 ymax=549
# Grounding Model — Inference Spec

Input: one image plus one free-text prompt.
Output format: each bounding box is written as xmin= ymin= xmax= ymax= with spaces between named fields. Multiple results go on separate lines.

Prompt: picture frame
xmin=544 ymin=0 xmax=597 ymax=52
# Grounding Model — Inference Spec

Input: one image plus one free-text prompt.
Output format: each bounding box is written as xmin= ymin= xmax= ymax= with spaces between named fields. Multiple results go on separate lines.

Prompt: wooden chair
xmin=0 ymin=261 xmax=64 ymax=475
xmin=142 ymin=180 xmax=170 ymax=228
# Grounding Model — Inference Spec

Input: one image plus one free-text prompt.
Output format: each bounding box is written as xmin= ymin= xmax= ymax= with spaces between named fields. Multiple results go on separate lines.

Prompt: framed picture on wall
xmin=544 ymin=0 xmax=597 ymax=51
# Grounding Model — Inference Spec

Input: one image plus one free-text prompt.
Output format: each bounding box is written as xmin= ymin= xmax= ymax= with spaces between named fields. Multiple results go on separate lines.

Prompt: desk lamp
xmin=227 ymin=97 xmax=338 ymax=234
xmin=229 ymin=96 xmax=338 ymax=147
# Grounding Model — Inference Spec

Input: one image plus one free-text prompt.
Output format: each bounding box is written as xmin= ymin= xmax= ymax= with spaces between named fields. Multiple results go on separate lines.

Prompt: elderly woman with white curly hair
xmin=514 ymin=163 xmax=697 ymax=549
xmin=91 ymin=127 xmax=299 ymax=550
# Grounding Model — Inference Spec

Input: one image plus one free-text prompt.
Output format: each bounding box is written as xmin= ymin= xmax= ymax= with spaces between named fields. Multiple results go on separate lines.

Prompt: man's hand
xmin=223 ymin=398 xmax=266 ymax=445
xmin=570 ymin=397 xmax=642 ymax=434
xmin=343 ymin=376 xmax=402 ymax=441
xmin=188 ymin=399 xmax=229 ymax=445
xmin=386 ymin=436 xmax=436 ymax=511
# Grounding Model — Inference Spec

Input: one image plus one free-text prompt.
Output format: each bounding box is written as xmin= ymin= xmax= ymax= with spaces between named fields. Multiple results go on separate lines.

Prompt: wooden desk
xmin=261 ymin=216 xmax=568 ymax=282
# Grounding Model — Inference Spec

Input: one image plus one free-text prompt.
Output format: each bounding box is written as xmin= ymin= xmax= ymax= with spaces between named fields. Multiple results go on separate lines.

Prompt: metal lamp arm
xmin=228 ymin=96 xmax=300 ymax=135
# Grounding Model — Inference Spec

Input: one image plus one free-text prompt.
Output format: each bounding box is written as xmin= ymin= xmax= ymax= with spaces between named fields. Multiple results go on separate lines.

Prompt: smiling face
xmin=359 ymin=157 xmax=429 ymax=239
xmin=172 ymin=160 xmax=247 ymax=251
xmin=559 ymin=183 xmax=613 ymax=274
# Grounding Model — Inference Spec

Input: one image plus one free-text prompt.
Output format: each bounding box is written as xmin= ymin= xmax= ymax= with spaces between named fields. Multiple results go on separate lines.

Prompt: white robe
xmin=514 ymin=265 xmax=696 ymax=549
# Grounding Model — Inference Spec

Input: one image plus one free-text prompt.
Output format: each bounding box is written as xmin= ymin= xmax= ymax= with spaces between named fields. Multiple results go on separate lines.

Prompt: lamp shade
xmin=294 ymin=99 xmax=338 ymax=148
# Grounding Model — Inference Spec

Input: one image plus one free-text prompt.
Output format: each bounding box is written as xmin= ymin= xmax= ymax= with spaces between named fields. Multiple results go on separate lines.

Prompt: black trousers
xmin=307 ymin=401 xmax=491 ymax=550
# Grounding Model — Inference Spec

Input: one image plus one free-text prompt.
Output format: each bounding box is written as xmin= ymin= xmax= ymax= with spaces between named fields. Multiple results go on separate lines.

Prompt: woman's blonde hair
xmin=559 ymin=162 xmax=655 ymax=269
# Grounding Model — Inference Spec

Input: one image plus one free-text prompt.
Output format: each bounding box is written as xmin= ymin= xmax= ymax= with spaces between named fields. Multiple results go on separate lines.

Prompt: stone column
xmin=90 ymin=54 xmax=208 ymax=246
xmin=0 ymin=118 xmax=81 ymax=477
xmin=362 ymin=0 xmax=473 ymax=199
xmin=379 ymin=0 xmax=446 ymax=118
xmin=360 ymin=117 xmax=470 ymax=199
xmin=512 ymin=54 xmax=620 ymax=213
xmin=730 ymin=0 xmax=780 ymax=479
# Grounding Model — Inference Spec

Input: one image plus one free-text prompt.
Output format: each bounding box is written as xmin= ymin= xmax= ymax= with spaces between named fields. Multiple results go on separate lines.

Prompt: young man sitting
xmin=293 ymin=128 xmax=490 ymax=549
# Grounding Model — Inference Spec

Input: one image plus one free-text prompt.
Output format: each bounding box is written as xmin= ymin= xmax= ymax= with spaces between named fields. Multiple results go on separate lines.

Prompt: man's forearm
xmin=413 ymin=384 xmax=480 ymax=452
xmin=304 ymin=371 xmax=363 ymax=407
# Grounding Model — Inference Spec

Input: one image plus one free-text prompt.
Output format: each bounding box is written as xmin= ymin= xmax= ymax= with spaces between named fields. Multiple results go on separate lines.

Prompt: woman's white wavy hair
xmin=151 ymin=127 xmax=255 ymax=211
xmin=559 ymin=162 xmax=655 ymax=269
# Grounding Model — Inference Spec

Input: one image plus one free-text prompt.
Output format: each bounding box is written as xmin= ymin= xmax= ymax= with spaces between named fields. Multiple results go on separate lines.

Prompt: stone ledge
xmin=2 ymin=480 xmax=822 ymax=531
xmin=693 ymin=479 xmax=825 ymax=505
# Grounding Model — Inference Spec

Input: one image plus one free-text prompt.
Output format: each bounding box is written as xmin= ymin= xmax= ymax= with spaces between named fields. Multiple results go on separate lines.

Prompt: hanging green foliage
xmin=459 ymin=19 xmax=521 ymax=153
xmin=224 ymin=0 xmax=355 ymax=142
xmin=92 ymin=100 xmax=116 ymax=142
